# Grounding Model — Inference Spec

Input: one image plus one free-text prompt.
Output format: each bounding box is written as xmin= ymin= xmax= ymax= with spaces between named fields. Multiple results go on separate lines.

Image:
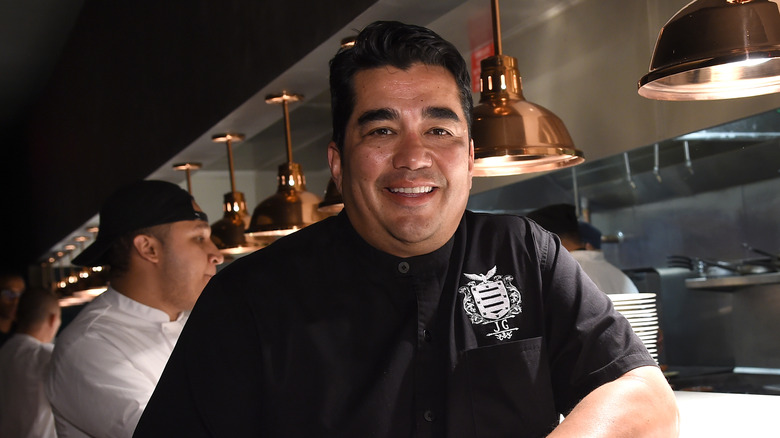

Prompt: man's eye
xmin=429 ymin=128 xmax=452 ymax=136
xmin=368 ymin=127 xmax=393 ymax=136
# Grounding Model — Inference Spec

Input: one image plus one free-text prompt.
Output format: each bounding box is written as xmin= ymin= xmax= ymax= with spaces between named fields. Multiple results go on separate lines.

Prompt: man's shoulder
xmin=466 ymin=209 xmax=531 ymax=224
xmin=0 ymin=334 xmax=24 ymax=363
xmin=463 ymin=210 xmax=538 ymax=239
xmin=460 ymin=211 xmax=555 ymax=269
xmin=570 ymin=250 xmax=606 ymax=262
xmin=54 ymin=294 xmax=126 ymax=348
xmin=1 ymin=334 xmax=52 ymax=367
xmin=218 ymin=215 xmax=342 ymax=276
xmin=4 ymin=333 xmax=45 ymax=348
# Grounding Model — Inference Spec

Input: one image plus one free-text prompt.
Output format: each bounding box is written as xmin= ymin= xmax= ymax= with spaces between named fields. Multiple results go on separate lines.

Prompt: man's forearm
xmin=549 ymin=366 xmax=680 ymax=438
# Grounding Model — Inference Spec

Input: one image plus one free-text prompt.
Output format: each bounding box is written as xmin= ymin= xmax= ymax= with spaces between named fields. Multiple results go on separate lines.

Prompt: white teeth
xmin=390 ymin=186 xmax=433 ymax=194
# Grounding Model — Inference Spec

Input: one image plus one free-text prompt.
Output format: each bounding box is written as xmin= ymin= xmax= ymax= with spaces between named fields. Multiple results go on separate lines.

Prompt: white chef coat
xmin=0 ymin=334 xmax=57 ymax=438
xmin=570 ymin=250 xmax=640 ymax=295
xmin=45 ymin=287 xmax=188 ymax=438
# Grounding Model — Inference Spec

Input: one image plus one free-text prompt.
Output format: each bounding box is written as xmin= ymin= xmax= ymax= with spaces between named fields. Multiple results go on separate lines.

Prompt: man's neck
xmin=110 ymin=279 xmax=180 ymax=322
xmin=561 ymin=237 xmax=585 ymax=252
xmin=19 ymin=325 xmax=53 ymax=343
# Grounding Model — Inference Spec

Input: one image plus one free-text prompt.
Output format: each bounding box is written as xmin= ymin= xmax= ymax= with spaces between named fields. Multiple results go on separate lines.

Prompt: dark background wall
xmin=0 ymin=0 xmax=376 ymax=275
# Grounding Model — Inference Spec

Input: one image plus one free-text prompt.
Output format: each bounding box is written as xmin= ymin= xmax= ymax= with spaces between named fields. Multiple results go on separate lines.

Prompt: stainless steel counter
xmin=675 ymin=391 xmax=780 ymax=437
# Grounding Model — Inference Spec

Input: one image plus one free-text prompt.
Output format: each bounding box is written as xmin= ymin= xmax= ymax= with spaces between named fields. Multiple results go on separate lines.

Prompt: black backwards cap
xmin=526 ymin=204 xmax=578 ymax=236
xmin=72 ymin=180 xmax=208 ymax=267
xmin=578 ymin=221 xmax=602 ymax=250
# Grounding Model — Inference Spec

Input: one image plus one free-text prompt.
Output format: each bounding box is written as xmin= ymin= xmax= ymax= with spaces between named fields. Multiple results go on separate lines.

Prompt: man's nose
xmin=208 ymin=242 xmax=225 ymax=265
xmin=392 ymin=133 xmax=432 ymax=170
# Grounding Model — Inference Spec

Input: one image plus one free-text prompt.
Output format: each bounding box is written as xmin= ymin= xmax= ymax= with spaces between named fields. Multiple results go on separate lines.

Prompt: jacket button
xmin=398 ymin=261 xmax=410 ymax=273
xmin=424 ymin=410 xmax=435 ymax=422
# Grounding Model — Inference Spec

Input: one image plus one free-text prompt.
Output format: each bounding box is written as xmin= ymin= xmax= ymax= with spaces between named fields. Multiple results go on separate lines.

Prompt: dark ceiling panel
xmin=1 ymin=0 xmax=377 ymax=273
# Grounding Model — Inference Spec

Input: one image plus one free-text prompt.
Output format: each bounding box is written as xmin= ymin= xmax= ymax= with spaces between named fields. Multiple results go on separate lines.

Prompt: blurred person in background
xmin=0 ymin=272 xmax=26 ymax=348
xmin=46 ymin=180 xmax=224 ymax=438
xmin=527 ymin=204 xmax=639 ymax=294
xmin=0 ymin=287 xmax=61 ymax=438
xmin=578 ymin=220 xmax=603 ymax=251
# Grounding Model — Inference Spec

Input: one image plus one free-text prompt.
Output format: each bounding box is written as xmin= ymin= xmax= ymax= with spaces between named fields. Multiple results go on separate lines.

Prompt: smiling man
xmin=46 ymin=180 xmax=224 ymax=438
xmin=330 ymin=62 xmax=473 ymax=258
xmin=135 ymin=21 xmax=678 ymax=437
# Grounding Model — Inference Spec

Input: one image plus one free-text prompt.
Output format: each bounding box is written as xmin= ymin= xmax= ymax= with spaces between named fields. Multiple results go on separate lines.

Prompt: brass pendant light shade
xmin=317 ymin=179 xmax=344 ymax=215
xmin=471 ymin=0 xmax=583 ymax=176
xmin=247 ymin=162 xmax=307 ymax=236
xmin=172 ymin=162 xmax=201 ymax=194
xmin=210 ymin=133 xmax=260 ymax=255
xmin=639 ymin=0 xmax=780 ymax=101
xmin=246 ymin=92 xmax=323 ymax=238
xmin=211 ymin=190 xmax=259 ymax=254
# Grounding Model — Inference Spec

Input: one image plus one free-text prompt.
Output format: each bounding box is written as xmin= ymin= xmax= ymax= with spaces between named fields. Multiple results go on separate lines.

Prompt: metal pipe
xmin=684 ymin=140 xmax=694 ymax=174
xmin=226 ymin=137 xmax=237 ymax=193
xmin=653 ymin=143 xmax=663 ymax=182
xmin=624 ymin=152 xmax=636 ymax=189
xmin=283 ymin=99 xmax=294 ymax=164
xmin=491 ymin=0 xmax=502 ymax=55
xmin=572 ymin=167 xmax=580 ymax=217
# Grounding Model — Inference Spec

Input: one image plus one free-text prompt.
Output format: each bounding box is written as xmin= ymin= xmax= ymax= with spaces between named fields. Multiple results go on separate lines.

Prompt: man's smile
xmin=388 ymin=186 xmax=435 ymax=195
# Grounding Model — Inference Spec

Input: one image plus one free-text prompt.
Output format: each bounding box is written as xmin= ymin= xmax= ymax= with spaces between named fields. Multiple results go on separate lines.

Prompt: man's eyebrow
xmin=424 ymin=106 xmax=460 ymax=122
xmin=357 ymin=108 xmax=399 ymax=126
xmin=193 ymin=220 xmax=211 ymax=230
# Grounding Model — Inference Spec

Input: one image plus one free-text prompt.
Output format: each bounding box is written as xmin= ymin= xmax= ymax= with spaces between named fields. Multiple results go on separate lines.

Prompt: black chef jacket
xmin=134 ymin=211 xmax=655 ymax=438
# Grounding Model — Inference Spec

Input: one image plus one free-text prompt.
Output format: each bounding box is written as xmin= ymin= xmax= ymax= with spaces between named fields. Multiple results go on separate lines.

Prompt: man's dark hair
xmin=15 ymin=288 xmax=58 ymax=332
xmin=329 ymin=20 xmax=473 ymax=151
xmin=526 ymin=204 xmax=581 ymax=241
xmin=105 ymin=224 xmax=171 ymax=278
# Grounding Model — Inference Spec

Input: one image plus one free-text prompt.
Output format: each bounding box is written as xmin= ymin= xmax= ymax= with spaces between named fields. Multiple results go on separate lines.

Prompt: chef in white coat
xmin=527 ymin=204 xmax=639 ymax=294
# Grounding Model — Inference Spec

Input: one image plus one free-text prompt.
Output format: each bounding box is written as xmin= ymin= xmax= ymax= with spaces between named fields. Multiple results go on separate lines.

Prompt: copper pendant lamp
xmin=471 ymin=0 xmax=584 ymax=177
xmin=246 ymin=92 xmax=323 ymax=238
xmin=210 ymin=133 xmax=260 ymax=255
xmin=639 ymin=0 xmax=780 ymax=101
xmin=317 ymin=179 xmax=344 ymax=215
xmin=173 ymin=162 xmax=202 ymax=194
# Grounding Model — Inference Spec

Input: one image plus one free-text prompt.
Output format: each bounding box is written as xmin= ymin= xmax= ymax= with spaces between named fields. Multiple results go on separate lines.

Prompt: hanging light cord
xmin=491 ymin=0 xmax=502 ymax=56
xmin=226 ymin=137 xmax=237 ymax=193
xmin=282 ymin=99 xmax=294 ymax=164
xmin=185 ymin=168 xmax=194 ymax=194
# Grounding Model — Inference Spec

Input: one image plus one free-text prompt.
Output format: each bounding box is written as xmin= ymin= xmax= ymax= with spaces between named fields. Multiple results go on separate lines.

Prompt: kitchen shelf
xmin=685 ymin=272 xmax=780 ymax=290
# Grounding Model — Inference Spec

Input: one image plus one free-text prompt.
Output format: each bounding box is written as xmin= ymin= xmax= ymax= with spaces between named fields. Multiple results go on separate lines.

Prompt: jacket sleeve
xmin=529 ymin=221 xmax=657 ymax=414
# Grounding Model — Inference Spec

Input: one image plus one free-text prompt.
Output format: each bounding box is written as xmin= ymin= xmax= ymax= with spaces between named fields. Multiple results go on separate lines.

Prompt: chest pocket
xmin=449 ymin=337 xmax=559 ymax=438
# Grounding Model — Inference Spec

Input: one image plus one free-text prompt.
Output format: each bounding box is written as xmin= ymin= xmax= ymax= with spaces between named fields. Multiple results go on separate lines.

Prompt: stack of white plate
xmin=608 ymin=293 xmax=659 ymax=363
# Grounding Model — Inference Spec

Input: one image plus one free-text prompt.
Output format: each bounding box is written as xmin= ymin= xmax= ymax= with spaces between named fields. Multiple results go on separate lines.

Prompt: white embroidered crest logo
xmin=459 ymin=266 xmax=522 ymax=341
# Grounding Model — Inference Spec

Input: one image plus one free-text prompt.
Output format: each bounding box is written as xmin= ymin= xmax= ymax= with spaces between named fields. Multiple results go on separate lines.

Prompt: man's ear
xmin=468 ymin=138 xmax=474 ymax=190
xmin=327 ymin=141 xmax=343 ymax=193
xmin=133 ymin=234 xmax=161 ymax=264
